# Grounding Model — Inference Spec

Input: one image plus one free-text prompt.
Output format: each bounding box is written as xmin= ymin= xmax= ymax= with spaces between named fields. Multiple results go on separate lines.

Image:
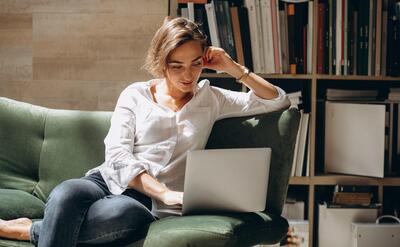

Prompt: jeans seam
xmin=78 ymin=227 xmax=137 ymax=243
xmin=71 ymin=207 xmax=91 ymax=246
xmin=29 ymin=221 xmax=38 ymax=245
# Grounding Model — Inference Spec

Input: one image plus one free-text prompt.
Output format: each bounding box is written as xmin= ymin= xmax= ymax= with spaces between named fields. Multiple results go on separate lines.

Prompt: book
xmin=271 ymin=0 xmax=281 ymax=74
xmin=230 ymin=6 xmax=245 ymax=66
xmin=260 ymin=0 xmax=275 ymax=74
xmin=279 ymin=1 xmax=290 ymax=74
xmin=307 ymin=0 xmax=313 ymax=74
xmin=295 ymin=112 xmax=309 ymax=176
xmin=288 ymin=3 xmax=296 ymax=74
xmin=326 ymin=88 xmax=379 ymax=101
xmin=205 ymin=1 xmax=221 ymax=48
xmin=335 ymin=0 xmax=342 ymax=75
xmin=333 ymin=192 xmax=373 ymax=205
xmin=245 ymin=0 xmax=263 ymax=73
xmin=237 ymin=4 xmax=254 ymax=71
xmin=381 ymin=0 xmax=389 ymax=76
xmin=375 ymin=0 xmax=383 ymax=76
xmin=317 ymin=2 xmax=326 ymax=74
xmin=291 ymin=109 xmax=303 ymax=177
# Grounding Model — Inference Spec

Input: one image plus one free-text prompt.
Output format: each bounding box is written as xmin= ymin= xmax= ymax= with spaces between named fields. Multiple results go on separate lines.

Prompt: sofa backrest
xmin=0 ymin=98 xmax=111 ymax=201
xmin=0 ymin=97 xmax=300 ymax=214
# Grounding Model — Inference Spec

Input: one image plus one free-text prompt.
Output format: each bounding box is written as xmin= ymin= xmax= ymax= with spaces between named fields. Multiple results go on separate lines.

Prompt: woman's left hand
xmin=202 ymin=47 xmax=244 ymax=79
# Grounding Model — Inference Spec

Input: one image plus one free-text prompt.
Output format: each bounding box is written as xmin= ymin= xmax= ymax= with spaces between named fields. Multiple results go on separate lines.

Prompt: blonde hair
xmin=143 ymin=16 xmax=208 ymax=78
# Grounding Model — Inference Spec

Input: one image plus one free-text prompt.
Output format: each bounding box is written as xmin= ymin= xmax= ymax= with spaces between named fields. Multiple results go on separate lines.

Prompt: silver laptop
xmin=178 ymin=147 xmax=271 ymax=215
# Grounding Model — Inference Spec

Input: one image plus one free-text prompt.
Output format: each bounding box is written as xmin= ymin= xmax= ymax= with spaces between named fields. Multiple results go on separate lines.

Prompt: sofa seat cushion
xmin=130 ymin=212 xmax=288 ymax=247
xmin=0 ymin=239 xmax=33 ymax=247
xmin=0 ymin=189 xmax=44 ymax=220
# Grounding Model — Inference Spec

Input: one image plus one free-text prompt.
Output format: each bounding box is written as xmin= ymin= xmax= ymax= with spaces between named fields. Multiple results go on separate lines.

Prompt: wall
xmin=0 ymin=0 xmax=168 ymax=110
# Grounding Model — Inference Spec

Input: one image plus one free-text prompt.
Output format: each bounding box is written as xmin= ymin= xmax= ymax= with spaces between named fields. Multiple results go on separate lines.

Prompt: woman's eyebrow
xmin=168 ymin=56 xmax=203 ymax=64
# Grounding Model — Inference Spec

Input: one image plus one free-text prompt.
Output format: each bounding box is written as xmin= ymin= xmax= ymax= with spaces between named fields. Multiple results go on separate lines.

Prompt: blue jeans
xmin=30 ymin=172 xmax=156 ymax=247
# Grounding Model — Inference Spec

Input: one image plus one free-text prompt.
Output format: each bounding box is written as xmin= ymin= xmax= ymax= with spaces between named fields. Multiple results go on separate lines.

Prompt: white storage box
xmin=318 ymin=203 xmax=379 ymax=247
xmin=352 ymin=215 xmax=400 ymax=247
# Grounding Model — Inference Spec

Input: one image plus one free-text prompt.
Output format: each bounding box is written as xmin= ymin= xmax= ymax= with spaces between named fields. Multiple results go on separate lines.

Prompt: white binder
xmin=324 ymin=102 xmax=386 ymax=177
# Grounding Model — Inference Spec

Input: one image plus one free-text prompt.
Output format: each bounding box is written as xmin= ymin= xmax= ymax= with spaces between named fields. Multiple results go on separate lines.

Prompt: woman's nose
xmin=183 ymin=68 xmax=193 ymax=81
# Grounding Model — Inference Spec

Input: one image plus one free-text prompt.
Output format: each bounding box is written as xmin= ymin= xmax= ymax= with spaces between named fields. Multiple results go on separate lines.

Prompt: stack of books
xmin=317 ymin=0 xmax=400 ymax=76
xmin=330 ymin=185 xmax=377 ymax=207
xmin=388 ymin=88 xmax=400 ymax=101
xmin=333 ymin=191 xmax=372 ymax=205
xmin=177 ymin=0 xmax=313 ymax=75
xmin=326 ymin=88 xmax=379 ymax=101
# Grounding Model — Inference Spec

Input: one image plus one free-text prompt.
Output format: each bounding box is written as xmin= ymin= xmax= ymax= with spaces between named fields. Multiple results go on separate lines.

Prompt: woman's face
xmin=164 ymin=40 xmax=204 ymax=95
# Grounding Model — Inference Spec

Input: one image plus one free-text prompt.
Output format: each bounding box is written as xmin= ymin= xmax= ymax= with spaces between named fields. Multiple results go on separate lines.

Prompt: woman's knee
xmin=87 ymin=195 xmax=155 ymax=225
xmin=47 ymin=179 xmax=103 ymax=207
xmin=78 ymin=195 xmax=155 ymax=244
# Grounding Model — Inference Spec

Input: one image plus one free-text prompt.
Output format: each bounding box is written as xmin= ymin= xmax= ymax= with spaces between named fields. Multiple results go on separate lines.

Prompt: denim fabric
xmin=30 ymin=172 xmax=156 ymax=247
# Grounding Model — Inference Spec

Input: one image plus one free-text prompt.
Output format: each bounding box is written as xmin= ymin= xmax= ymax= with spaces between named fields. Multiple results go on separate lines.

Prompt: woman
xmin=0 ymin=17 xmax=290 ymax=246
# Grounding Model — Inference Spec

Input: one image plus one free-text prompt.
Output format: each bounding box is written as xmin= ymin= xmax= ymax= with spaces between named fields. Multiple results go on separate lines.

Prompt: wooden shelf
xmin=316 ymin=74 xmax=400 ymax=81
xmin=201 ymin=72 xmax=400 ymax=81
xmin=290 ymin=175 xmax=400 ymax=186
xmin=201 ymin=72 xmax=313 ymax=79
xmin=289 ymin=176 xmax=312 ymax=185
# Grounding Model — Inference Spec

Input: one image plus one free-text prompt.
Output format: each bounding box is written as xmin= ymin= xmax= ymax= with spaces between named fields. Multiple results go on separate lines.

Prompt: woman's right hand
xmin=159 ymin=190 xmax=183 ymax=206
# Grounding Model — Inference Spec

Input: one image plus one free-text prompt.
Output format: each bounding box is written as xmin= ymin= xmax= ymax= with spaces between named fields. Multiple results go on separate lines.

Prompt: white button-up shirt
xmin=86 ymin=78 xmax=290 ymax=217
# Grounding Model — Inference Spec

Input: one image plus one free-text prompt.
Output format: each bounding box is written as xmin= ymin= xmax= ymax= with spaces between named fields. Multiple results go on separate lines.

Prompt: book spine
xmin=335 ymin=0 xmax=342 ymax=75
xmin=328 ymin=0 xmax=333 ymax=75
xmin=230 ymin=6 xmax=245 ymax=66
xmin=343 ymin=0 xmax=349 ymax=75
xmin=375 ymin=0 xmax=382 ymax=76
xmin=245 ymin=0 xmax=262 ymax=73
xmin=260 ymin=0 xmax=275 ymax=74
xmin=271 ymin=0 xmax=281 ymax=74
xmin=307 ymin=0 xmax=314 ymax=74
xmin=317 ymin=2 xmax=326 ymax=74
xmin=205 ymin=1 xmax=221 ymax=48
xmin=280 ymin=2 xmax=290 ymax=74
xmin=288 ymin=3 xmax=297 ymax=74
xmin=238 ymin=5 xmax=254 ymax=71
xmin=222 ymin=1 xmax=237 ymax=61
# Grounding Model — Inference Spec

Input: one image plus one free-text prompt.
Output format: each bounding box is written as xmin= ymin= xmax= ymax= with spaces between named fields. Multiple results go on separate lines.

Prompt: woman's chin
xmin=178 ymin=82 xmax=195 ymax=92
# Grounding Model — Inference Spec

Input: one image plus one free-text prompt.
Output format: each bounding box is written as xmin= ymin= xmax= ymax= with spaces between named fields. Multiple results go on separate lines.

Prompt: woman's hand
xmin=159 ymin=189 xmax=183 ymax=206
xmin=202 ymin=46 xmax=245 ymax=79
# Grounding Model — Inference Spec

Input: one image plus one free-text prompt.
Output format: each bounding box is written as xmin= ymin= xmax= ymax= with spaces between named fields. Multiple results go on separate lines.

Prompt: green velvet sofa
xmin=0 ymin=97 xmax=300 ymax=247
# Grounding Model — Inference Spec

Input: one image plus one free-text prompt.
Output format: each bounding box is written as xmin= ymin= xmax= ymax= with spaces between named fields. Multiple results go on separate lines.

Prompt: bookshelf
xmin=169 ymin=0 xmax=400 ymax=246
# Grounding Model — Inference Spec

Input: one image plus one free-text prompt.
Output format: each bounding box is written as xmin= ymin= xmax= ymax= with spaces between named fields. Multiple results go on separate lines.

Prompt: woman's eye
xmin=192 ymin=63 xmax=202 ymax=67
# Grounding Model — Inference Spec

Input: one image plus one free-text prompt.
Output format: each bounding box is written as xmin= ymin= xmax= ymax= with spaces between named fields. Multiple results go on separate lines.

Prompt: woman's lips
xmin=180 ymin=81 xmax=192 ymax=85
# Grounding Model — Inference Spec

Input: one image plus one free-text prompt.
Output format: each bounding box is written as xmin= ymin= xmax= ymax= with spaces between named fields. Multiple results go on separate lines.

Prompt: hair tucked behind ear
xmin=143 ymin=16 xmax=208 ymax=78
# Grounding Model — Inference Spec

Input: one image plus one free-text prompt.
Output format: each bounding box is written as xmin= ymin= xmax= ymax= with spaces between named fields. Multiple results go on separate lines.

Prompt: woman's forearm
xmin=128 ymin=171 xmax=168 ymax=202
xmin=225 ymin=63 xmax=279 ymax=100
xmin=128 ymin=171 xmax=183 ymax=206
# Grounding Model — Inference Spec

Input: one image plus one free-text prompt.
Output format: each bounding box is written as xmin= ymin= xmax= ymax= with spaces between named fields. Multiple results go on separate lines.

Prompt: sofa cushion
xmin=130 ymin=212 xmax=288 ymax=247
xmin=0 ymin=239 xmax=33 ymax=247
xmin=0 ymin=189 xmax=44 ymax=220
xmin=0 ymin=98 xmax=46 ymax=193
xmin=34 ymin=110 xmax=112 ymax=201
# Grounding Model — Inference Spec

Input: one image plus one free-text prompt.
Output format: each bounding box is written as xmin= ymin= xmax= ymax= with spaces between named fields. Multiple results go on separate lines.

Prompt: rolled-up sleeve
xmin=101 ymin=89 xmax=157 ymax=195
xmin=212 ymin=85 xmax=291 ymax=120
